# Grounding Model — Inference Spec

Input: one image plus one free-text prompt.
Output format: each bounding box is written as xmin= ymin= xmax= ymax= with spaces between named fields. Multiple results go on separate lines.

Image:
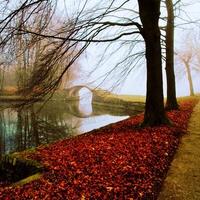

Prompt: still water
xmin=0 ymin=100 xmax=142 ymax=156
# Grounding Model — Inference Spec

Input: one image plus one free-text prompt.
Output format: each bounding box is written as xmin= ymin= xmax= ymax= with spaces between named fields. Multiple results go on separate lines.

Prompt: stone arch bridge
xmin=63 ymin=85 xmax=96 ymax=99
xmin=63 ymin=85 xmax=111 ymax=103
xmin=63 ymin=85 xmax=110 ymax=104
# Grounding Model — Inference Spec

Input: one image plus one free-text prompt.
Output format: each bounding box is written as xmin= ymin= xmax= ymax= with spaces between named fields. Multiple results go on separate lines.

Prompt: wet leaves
xmin=0 ymin=98 xmax=198 ymax=200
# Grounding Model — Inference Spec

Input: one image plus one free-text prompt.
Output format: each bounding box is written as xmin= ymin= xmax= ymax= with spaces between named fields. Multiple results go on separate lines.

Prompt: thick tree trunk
xmin=138 ymin=0 xmax=170 ymax=126
xmin=165 ymin=0 xmax=179 ymax=110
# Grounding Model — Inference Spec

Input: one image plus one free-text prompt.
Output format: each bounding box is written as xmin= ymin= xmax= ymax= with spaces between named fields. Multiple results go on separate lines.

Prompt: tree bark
xmin=165 ymin=0 xmax=179 ymax=110
xmin=138 ymin=0 xmax=170 ymax=126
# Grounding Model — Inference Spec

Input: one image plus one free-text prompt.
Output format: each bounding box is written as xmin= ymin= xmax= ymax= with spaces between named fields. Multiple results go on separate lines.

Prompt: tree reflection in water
xmin=0 ymin=102 xmax=77 ymax=156
xmin=0 ymin=101 xmax=141 ymax=156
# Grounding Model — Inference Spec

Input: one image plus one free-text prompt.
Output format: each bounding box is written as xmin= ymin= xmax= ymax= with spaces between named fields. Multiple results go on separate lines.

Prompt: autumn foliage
xmin=0 ymin=98 xmax=198 ymax=200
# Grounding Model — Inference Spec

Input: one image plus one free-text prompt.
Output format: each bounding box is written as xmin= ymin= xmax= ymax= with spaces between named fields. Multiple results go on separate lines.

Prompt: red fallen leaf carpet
xmin=0 ymin=98 xmax=198 ymax=200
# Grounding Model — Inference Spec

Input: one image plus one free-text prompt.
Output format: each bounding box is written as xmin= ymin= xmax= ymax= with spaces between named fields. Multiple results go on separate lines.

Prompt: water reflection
xmin=0 ymin=101 xmax=141 ymax=156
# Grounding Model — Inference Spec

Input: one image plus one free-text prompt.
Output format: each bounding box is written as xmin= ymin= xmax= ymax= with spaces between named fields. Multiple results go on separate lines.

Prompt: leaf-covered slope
xmin=0 ymin=98 xmax=198 ymax=200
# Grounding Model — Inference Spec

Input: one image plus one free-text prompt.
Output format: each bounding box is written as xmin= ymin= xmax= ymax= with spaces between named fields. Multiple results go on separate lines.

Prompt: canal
xmin=0 ymin=100 xmax=143 ymax=156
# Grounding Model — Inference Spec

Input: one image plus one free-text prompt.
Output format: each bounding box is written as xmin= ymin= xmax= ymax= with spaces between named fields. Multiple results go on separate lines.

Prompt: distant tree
xmin=0 ymin=1 xmax=81 ymax=101
xmin=0 ymin=54 xmax=10 ymax=92
xmin=183 ymin=57 xmax=195 ymax=96
xmin=191 ymin=35 xmax=200 ymax=74
xmin=176 ymin=51 xmax=195 ymax=96
xmin=0 ymin=56 xmax=5 ymax=92
xmin=0 ymin=66 xmax=5 ymax=92
xmin=175 ymin=34 xmax=199 ymax=96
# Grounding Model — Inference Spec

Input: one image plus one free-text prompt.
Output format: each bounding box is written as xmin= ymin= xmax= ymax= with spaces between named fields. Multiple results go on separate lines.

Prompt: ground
xmin=158 ymin=99 xmax=200 ymax=200
xmin=0 ymin=95 xmax=199 ymax=199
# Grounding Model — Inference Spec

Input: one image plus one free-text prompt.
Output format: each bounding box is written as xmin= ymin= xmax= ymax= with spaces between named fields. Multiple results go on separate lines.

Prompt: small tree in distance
xmin=175 ymin=34 xmax=200 ymax=96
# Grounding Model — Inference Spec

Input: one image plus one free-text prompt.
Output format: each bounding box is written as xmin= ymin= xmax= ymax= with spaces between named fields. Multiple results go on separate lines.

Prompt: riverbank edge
xmin=0 ymin=153 xmax=44 ymax=188
xmin=0 ymin=94 xmax=145 ymax=187
xmin=0 ymin=93 xmax=145 ymax=113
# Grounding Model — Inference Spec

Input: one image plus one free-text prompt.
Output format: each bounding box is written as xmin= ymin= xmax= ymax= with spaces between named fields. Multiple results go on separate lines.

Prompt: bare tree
xmin=176 ymin=52 xmax=195 ymax=96
xmin=0 ymin=0 xmax=57 ymax=92
xmin=0 ymin=0 xmax=171 ymax=126
xmin=138 ymin=0 xmax=170 ymax=126
xmin=0 ymin=56 xmax=7 ymax=92
xmin=160 ymin=0 xmax=200 ymax=109
xmin=164 ymin=0 xmax=180 ymax=110
xmin=191 ymin=34 xmax=200 ymax=74
xmin=175 ymin=33 xmax=200 ymax=96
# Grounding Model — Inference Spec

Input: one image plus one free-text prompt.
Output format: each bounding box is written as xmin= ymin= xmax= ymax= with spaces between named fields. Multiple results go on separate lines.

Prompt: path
xmin=157 ymin=100 xmax=200 ymax=200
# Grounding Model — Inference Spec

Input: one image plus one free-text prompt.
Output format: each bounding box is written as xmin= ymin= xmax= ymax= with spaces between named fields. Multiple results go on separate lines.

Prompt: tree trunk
xmin=138 ymin=0 xmax=170 ymax=126
xmin=165 ymin=0 xmax=179 ymax=110
xmin=184 ymin=61 xmax=194 ymax=96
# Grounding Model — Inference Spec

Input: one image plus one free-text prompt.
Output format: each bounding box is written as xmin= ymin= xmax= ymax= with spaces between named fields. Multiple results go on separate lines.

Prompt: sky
xmin=59 ymin=0 xmax=200 ymax=97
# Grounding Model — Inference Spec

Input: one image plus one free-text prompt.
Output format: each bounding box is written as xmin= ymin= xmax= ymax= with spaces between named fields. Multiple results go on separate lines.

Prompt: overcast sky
xmin=59 ymin=0 xmax=200 ymax=97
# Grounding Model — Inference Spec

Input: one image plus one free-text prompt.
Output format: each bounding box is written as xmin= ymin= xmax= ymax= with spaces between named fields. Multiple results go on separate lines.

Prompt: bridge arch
xmin=64 ymin=85 xmax=95 ymax=103
xmin=78 ymin=87 xmax=93 ymax=103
